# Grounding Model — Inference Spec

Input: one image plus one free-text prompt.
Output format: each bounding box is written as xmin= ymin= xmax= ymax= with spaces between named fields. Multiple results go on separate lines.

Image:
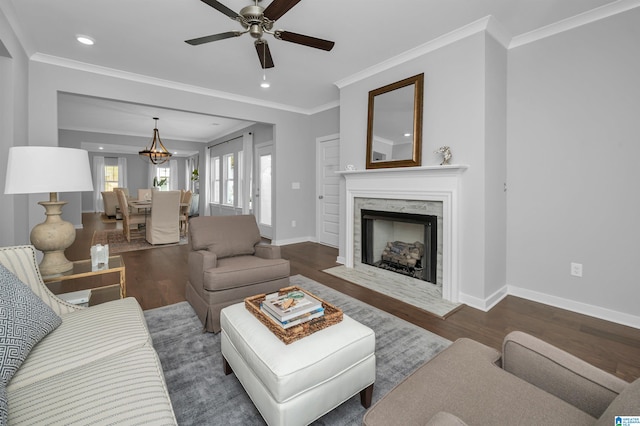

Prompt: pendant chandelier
xmin=139 ymin=117 xmax=172 ymax=165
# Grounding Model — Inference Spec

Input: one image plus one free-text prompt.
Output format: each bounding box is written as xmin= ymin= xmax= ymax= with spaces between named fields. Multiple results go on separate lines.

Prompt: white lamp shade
xmin=4 ymin=146 xmax=94 ymax=194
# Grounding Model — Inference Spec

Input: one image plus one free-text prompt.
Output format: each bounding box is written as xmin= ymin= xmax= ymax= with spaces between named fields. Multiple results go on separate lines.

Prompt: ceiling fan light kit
xmin=139 ymin=117 xmax=173 ymax=165
xmin=186 ymin=0 xmax=334 ymax=70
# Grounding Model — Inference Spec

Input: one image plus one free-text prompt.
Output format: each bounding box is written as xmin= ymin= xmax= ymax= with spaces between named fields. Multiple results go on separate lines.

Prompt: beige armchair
xmin=363 ymin=331 xmax=639 ymax=426
xmin=101 ymin=191 xmax=118 ymax=217
xmin=186 ymin=215 xmax=290 ymax=332
xmin=115 ymin=189 xmax=146 ymax=242
xmin=146 ymin=190 xmax=181 ymax=245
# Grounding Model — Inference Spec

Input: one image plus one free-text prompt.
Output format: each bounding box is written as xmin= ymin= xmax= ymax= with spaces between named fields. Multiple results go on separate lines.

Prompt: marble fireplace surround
xmin=339 ymin=165 xmax=468 ymax=303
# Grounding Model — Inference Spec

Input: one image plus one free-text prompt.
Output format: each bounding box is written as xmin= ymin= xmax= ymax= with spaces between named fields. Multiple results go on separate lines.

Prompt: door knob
xmin=318 ymin=195 xmax=324 ymax=199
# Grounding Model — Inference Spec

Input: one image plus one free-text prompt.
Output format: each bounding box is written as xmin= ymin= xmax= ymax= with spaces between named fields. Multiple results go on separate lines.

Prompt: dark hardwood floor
xmin=69 ymin=213 xmax=640 ymax=382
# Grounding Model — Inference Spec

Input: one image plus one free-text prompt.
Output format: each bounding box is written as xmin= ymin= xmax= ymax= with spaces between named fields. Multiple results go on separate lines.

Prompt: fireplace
xmin=339 ymin=165 xmax=468 ymax=302
xmin=361 ymin=209 xmax=437 ymax=283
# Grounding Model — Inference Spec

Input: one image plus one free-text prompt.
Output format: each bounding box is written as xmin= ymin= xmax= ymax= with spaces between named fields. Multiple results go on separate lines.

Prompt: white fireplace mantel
xmin=338 ymin=164 xmax=468 ymax=303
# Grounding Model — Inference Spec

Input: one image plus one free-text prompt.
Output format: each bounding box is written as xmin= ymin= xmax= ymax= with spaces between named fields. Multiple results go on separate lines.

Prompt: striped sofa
xmin=0 ymin=245 xmax=177 ymax=425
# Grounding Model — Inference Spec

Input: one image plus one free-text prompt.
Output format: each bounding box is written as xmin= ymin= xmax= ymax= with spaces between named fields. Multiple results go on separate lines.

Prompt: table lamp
xmin=4 ymin=146 xmax=94 ymax=277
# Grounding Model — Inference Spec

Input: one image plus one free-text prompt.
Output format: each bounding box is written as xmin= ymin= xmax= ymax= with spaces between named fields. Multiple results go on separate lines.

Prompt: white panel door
xmin=316 ymin=135 xmax=340 ymax=247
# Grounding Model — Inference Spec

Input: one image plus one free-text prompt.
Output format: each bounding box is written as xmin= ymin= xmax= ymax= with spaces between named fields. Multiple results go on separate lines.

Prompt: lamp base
xmin=31 ymin=198 xmax=76 ymax=278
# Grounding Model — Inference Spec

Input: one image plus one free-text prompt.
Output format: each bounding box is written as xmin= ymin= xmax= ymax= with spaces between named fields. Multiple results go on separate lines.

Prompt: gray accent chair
xmin=186 ymin=215 xmax=290 ymax=333
xmin=363 ymin=331 xmax=639 ymax=425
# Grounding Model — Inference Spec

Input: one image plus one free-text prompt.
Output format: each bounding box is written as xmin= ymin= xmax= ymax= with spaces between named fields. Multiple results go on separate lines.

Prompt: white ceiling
xmin=2 ymin=0 xmax=624 ymax=147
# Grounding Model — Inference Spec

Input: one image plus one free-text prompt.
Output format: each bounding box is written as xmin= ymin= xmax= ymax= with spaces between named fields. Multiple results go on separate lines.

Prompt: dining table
xmin=129 ymin=199 xmax=189 ymax=223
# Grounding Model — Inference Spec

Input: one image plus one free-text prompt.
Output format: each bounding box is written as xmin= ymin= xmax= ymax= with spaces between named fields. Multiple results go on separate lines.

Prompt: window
xmin=104 ymin=165 xmax=119 ymax=192
xmin=237 ymin=151 xmax=243 ymax=208
xmin=212 ymin=157 xmax=220 ymax=203
xmin=224 ymin=153 xmax=234 ymax=205
xmin=155 ymin=167 xmax=170 ymax=191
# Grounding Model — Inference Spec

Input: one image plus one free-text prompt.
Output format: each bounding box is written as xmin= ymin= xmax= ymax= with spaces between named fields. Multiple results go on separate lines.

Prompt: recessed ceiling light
xmin=98 ymin=146 xmax=104 ymax=150
xmin=404 ymin=133 xmax=411 ymax=137
xmin=76 ymin=35 xmax=95 ymax=46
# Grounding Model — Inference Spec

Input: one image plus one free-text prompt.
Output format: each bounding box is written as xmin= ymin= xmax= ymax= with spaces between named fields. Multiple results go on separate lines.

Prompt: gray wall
xmin=0 ymin=10 xmax=30 ymax=247
xmin=339 ymin=32 xmax=508 ymax=307
xmin=506 ymin=8 xmax=640 ymax=322
xmin=24 ymin=59 xmax=317 ymax=247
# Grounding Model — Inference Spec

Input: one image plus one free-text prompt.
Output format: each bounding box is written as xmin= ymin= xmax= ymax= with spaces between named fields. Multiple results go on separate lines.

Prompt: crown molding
xmin=30 ymin=53 xmax=314 ymax=115
xmin=335 ymin=16 xmax=504 ymax=89
xmin=0 ymin=0 xmax=34 ymax=57
xmin=510 ymin=0 xmax=640 ymax=49
xmin=336 ymin=1 xmax=640 ymax=88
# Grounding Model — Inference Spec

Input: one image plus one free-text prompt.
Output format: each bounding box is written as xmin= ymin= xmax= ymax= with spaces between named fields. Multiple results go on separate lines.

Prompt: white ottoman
xmin=220 ymin=302 xmax=376 ymax=426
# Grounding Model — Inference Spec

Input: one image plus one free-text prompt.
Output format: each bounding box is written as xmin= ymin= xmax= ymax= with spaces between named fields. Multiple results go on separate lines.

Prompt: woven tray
xmin=245 ymin=285 xmax=343 ymax=344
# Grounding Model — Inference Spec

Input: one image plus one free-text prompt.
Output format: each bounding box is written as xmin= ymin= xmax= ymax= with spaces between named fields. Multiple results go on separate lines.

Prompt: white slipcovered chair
xmin=146 ymin=190 xmax=181 ymax=245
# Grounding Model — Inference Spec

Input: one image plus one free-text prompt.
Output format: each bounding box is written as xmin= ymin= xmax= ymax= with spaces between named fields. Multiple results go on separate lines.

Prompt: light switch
xmin=292 ymin=182 xmax=300 ymax=189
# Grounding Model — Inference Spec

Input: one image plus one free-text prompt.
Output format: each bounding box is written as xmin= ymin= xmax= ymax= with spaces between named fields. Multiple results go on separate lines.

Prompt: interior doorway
xmin=255 ymin=143 xmax=273 ymax=239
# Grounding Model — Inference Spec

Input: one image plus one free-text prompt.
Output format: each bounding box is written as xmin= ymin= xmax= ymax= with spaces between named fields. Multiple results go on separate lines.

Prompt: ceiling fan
xmin=185 ymin=0 xmax=335 ymax=69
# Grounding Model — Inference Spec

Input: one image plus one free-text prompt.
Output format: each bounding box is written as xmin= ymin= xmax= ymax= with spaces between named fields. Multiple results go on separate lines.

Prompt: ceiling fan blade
xmin=275 ymin=31 xmax=335 ymax=51
xmin=185 ymin=31 xmax=242 ymax=45
xmin=200 ymin=0 xmax=241 ymax=20
xmin=263 ymin=0 xmax=303 ymax=21
xmin=255 ymin=40 xmax=274 ymax=69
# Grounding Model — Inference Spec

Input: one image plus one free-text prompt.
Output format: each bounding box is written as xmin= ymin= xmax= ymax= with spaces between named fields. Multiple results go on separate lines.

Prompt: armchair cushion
xmin=203 ymin=255 xmax=290 ymax=291
xmin=0 ymin=264 xmax=62 ymax=423
xmin=425 ymin=412 xmax=468 ymax=426
xmin=191 ymin=215 xmax=260 ymax=258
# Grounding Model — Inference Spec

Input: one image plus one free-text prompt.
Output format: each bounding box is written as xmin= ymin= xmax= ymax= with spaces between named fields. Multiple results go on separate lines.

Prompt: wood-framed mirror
xmin=366 ymin=73 xmax=424 ymax=169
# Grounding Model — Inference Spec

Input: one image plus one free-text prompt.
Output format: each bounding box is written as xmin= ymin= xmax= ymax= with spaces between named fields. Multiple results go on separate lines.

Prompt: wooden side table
xmin=43 ymin=256 xmax=126 ymax=306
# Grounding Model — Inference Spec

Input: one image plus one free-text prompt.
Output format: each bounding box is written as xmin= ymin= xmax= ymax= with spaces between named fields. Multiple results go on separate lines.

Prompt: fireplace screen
xmin=361 ymin=209 xmax=437 ymax=283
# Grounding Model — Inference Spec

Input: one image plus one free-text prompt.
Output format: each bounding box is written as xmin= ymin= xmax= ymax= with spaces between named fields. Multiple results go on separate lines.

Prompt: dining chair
xmin=137 ymin=188 xmax=152 ymax=201
xmin=101 ymin=191 xmax=118 ymax=217
xmin=115 ymin=189 xmax=146 ymax=242
xmin=114 ymin=187 xmax=130 ymax=198
xmin=180 ymin=190 xmax=193 ymax=237
xmin=146 ymin=190 xmax=181 ymax=245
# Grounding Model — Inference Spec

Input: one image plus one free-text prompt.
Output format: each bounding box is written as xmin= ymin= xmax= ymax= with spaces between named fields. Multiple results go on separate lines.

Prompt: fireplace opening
xmin=361 ymin=209 xmax=437 ymax=283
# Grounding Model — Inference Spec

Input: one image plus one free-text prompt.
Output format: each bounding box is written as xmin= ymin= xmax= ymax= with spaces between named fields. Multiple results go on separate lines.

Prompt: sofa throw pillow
xmin=0 ymin=264 xmax=62 ymax=388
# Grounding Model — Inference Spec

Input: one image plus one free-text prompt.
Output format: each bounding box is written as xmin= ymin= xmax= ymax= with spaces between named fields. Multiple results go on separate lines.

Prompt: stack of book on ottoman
xmin=261 ymin=290 xmax=324 ymax=329
xmin=245 ymin=286 xmax=343 ymax=344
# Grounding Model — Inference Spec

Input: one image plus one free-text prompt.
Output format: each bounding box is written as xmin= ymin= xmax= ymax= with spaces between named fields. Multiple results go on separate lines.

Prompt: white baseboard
xmin=508 ymin=285 xmax=640 ymax=330
xmin=457 ymin=284 xmax=639 ymax=329
xmin=274 ymin=236 xmax=315 ymax=246
xmin=458 ymin=285 xmax=508 ymax=312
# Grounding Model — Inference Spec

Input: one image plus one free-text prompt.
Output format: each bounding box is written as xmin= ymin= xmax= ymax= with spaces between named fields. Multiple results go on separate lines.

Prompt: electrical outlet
xmin=570 ymin=262 xmax=583 ymax=277
xmin=291 ymin=220 xmax=296 ymax=228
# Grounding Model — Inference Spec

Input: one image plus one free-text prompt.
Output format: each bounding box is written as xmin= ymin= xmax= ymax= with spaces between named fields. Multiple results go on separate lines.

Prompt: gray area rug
xmin=144 ymin=274 xmax=451 ymax=425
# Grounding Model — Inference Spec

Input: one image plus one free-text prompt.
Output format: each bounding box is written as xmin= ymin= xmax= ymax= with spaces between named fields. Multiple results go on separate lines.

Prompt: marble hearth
xmin=338 ymin=165 xmax=468 ymax=303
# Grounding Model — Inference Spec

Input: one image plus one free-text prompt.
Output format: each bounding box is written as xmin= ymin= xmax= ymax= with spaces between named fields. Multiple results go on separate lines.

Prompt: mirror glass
xmin=366 ymin=74 xmax=423 ymax=169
